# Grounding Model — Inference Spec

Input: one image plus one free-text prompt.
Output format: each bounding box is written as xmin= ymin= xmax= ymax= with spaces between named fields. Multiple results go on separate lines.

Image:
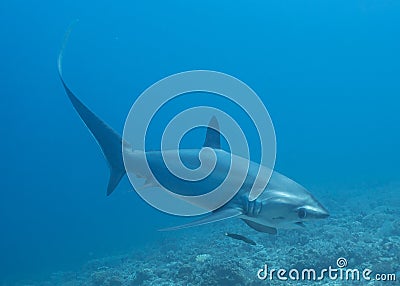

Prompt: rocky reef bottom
xmin=12 ymin=183 xmax=400 ymax=285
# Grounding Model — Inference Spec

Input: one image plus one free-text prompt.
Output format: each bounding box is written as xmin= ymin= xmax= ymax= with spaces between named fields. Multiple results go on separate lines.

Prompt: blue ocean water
xmin=0 ymin=0 xmax=399 ymax=285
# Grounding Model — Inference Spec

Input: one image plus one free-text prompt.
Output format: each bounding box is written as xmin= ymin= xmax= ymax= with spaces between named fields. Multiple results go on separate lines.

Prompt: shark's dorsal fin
xmin=203 ymin=116 xmax=221 ymax=149
xmin=159 ymin=208 xmax=242 ymax=231
xmin=241 ymin=219 xmax=277 ymax=235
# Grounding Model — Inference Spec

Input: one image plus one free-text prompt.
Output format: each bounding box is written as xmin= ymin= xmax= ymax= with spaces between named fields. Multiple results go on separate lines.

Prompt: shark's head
xmin=292 ymin=193 xmax=330 ymax=226
xmin=256 ymin=189 xmax=329 ymax=230
xmin=253 ymin=172 xmax=329 ymax=229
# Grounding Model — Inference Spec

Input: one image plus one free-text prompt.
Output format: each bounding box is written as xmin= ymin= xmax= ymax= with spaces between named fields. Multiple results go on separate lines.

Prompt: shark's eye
xmin=298 ymin=208 xmax=307 ymax=219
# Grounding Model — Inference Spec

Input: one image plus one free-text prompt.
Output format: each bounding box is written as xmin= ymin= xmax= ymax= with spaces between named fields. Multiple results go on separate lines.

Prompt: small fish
xmin=225 ymin=233 xmax=256 ymax=246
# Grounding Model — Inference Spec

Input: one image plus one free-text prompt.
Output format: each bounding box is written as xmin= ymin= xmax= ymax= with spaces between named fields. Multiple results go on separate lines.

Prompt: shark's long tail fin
xmin=57 ymin=22 xmax=126 ymax=196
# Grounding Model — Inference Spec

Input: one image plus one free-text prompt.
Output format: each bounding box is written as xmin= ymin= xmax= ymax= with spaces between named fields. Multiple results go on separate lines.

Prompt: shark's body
xmin=58 ymin=43 xmax=329 ymax=234
xmin=152 ymin=150 xmax=329 ymax=234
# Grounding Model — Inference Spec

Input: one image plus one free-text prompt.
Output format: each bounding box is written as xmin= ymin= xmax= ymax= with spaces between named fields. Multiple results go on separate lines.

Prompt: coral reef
xmin=11 ymin=183 xmax=400 ymax=285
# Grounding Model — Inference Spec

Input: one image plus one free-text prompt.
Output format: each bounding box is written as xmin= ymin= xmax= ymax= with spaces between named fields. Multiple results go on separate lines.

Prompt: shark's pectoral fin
xmin=241 ymin=219 xmax=277 ymax=235
xmin=159 ymin=208 xmax=242 ymax=231
xmin=295 ymin=222 xmax=306 ymax=228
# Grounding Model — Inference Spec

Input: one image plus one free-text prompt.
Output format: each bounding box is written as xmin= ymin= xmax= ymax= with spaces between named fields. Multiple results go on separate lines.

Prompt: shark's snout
xmin=317 ymin=209 xmax=330 ymax=219
xmin=301 ymin=201 xmax=330 ymax=220
xmin=313 ymin=204 xmax=330 ymax=219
